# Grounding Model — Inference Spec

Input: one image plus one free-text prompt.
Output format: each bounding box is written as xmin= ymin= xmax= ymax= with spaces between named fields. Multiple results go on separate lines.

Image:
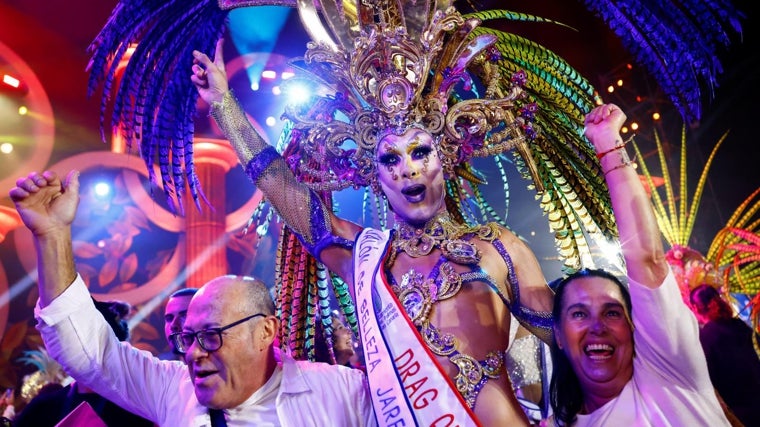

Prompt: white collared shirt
xmin=35 ymin=275 xmax=377 ymax=427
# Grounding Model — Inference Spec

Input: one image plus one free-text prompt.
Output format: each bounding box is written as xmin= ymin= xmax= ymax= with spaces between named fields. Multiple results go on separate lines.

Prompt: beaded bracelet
xmin=603 ymin=153 xmax=637 ymax=177
xmin=595 ymin=134 xmax=635 ymax=160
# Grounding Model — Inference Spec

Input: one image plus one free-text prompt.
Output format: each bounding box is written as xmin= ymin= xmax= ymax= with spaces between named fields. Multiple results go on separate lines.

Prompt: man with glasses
xmin=10 ymin=169 xmax=377 ymax=426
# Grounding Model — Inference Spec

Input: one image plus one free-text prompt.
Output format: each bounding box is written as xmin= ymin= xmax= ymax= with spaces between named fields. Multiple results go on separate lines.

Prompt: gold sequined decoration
xmin=391 ymin=212 xmax=500 ymax=265
xmin=392 ymin=258 xmax=504 ymax=409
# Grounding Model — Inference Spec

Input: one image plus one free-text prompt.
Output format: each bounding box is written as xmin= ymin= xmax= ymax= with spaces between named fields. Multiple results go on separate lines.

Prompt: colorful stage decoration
xmin=634 ymin=127 xmax=760 ymax=355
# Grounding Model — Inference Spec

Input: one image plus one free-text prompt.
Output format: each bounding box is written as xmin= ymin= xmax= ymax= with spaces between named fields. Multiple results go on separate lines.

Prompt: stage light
xmin=18 ymin=106 xmax=27 ymax=115
xmin=93 ymin=181 xmax=112 ymax=199
xmin=607 ymin=85 xmax=614 ymax=93
xmin=652 ymin=112 xmax=661 ymax=121
xmin=261 ymin=70 xmax=277 ymax=79
xmin=283 ymin=80 xmax=312 ymax=106
xmin=272 ymin=85 xmax=281 ymax=95
xmin=617 ymin=79 xmax=623 ymax=86
xmin=1 ymin=73 xmax=28 ymax=96
xmin=631 ymin=122 xmax=639 ymax=131
xmin=251 ymin=81 xmax=259 ymax=91
xmin=597 ymin=238 xmax=624 ymax=272
xmin=0 ymin=143 xmax=12 ymax=154
xmin=265 ymin=116 xmax=276 ymax=126
xmin=281 ymin=70 xmax=295 ymax=80
xmin=2 ymin=74 xmax=20 ymax=88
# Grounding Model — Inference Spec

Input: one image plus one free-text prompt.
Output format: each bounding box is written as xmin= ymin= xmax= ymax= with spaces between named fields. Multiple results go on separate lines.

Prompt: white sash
xmin=354 ymin=229 xmax=480 ymax=427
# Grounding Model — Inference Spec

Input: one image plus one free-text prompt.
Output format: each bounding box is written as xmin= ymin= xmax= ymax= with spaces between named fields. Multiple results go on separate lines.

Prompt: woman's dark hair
xmin=312 ymin=318 xmax=335 ymax=364
xmin=93 ymin=298 xmax=132 ymax=342
xmin=689 ymin=284 xmax=720 ymax=314
xmin=549 ymin=268 xmax=632 ymax=426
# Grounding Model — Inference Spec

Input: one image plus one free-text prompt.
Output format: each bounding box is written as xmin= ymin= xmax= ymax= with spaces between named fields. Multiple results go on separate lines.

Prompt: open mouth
xmin=584 ymin=343 xmax=614 ymax=361
xmin=401 ymin=184 xmax=425 ymax=201
xmin=193 ymin=369 xmax=218 ymax=384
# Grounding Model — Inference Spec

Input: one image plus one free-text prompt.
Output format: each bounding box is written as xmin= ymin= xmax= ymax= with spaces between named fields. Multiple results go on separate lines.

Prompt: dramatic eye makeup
xmin=377 ymin=151 xmax=400 ymax=167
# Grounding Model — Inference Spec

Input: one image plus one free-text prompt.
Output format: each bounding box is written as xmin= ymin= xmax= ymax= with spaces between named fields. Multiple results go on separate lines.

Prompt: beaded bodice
xmin=387 ymin=213 xmax=509 ymax=409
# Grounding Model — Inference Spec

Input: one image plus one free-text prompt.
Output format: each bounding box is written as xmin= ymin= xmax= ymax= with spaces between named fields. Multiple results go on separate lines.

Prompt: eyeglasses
xmin=170 ymin=313 xmax=266 ymax=354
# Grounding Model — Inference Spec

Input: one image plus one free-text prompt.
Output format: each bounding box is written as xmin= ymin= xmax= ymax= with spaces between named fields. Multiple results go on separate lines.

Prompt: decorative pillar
xmin=184 ymin=138 xmax=239 ymax=288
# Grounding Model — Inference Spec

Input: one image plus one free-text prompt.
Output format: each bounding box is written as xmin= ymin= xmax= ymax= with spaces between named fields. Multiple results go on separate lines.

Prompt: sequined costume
xmin=385 ymin=216 xmax=551 ymax=409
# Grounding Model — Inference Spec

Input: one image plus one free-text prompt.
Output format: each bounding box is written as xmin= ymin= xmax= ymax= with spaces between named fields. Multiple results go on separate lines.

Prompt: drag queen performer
xmin=192 ymin=31 xmax=555 ymax=424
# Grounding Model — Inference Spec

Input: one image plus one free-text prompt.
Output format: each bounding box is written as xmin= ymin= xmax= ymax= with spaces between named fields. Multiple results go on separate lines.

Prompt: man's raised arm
xmin=9 ymin=170 xmax=80 ymax=305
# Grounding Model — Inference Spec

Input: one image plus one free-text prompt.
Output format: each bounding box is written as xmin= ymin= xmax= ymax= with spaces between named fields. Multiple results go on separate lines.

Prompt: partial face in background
xmin=554 ymin=276 xmax=634 ymax=396
xmin=183 ymin=278 xmax=272 ymax=409
xmin=376 ymin=128 xmax=446 ymax=225
xmin=331 ymin=319 xmax=355 ymax=364
xmin=165 ymin=295 xmax=193 ymax=353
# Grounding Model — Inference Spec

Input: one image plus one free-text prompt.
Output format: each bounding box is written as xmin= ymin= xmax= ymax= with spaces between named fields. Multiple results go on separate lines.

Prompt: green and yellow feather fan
xmin=633 ymin=126 xmax=760 ymax=348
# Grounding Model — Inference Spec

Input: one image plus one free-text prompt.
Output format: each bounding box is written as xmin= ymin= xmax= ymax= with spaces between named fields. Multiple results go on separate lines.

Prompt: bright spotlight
xmin=2 ymin=74 xmax=20 ymax=88
xmin=93 ymin=182 xmax=112 ymax=199
xmin=0 ymin=143 xmax=12 ymax=154
xmin=266 ymin=116 xmax=276 ymax=127
xmin=283 ymin=80 xmax=313 ymax=106
xmin=18 ymin=106 xmax=28 ymax=115
xmin=597 ymin=238 xmax=624 ymax=271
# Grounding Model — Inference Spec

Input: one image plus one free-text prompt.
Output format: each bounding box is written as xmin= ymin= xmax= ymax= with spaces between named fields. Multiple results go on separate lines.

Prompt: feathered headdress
xmin=17 ymin=348 xmax=70 ymax=402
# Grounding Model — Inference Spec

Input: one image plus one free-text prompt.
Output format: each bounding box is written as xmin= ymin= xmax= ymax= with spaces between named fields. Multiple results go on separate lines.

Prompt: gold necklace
xmin=391 ymin=212 xmax=499 ymax=265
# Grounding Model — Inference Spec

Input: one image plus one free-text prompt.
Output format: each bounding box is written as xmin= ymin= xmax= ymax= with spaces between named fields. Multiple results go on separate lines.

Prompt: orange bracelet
xmin=595 ymin=134 xmax=635 ymax=160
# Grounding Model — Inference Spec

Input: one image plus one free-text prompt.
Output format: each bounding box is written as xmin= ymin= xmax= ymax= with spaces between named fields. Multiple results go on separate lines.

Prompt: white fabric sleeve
xmin=34 ymin=275 xmax=186 ymax=423
xmin=628 ymin=268 xmax=712 ymax=391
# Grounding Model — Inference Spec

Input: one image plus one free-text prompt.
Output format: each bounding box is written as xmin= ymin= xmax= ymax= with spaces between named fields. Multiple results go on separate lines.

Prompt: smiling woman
xmin=549 ymin=268 xmax=634 ymax=421
xmin=546 ymin=103 xmax=733 ymax=427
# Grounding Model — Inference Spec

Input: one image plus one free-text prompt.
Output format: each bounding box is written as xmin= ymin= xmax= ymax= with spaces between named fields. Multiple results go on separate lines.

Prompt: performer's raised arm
xmin=192 ymin=39 xmax=360 ymax=282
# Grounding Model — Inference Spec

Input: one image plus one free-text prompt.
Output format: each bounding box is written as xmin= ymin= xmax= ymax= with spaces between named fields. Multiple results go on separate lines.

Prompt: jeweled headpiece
xmin=280 ymin=4 xmax=536 ymax=193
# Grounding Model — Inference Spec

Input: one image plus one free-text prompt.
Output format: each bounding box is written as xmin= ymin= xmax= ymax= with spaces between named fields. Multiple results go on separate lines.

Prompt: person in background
xmin=162 ymin=287 xmax=198 ymax=361
xmin=9 ymin=169 xmax=376 ymax=426
xmin=690 ymin=284 xmax=760 ymax=427
xmin=548 ymin=103 xmax=732 ymax=426
xmin=0 ymin=389 xmax=14 ymax=425
xmin=313 ymin=314 xmax=358 ymax=369
xmin=13 ymin=299 xmax=153 ymax=427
